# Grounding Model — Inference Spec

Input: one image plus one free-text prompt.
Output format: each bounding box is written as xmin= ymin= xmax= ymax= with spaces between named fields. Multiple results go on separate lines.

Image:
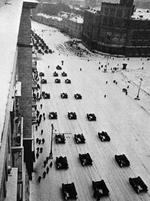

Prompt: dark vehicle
xmin=55 ymin=79 xmax=61 ymax=83
xmin=122 ymin=88 xmax=128 ymax=95
xmin=55 ymin=156 xmax=68 ymax=170
xmin=44 ymin=49 xmax=48 ymax=54
xmin=53 ymin=71 xmax=58 ymax=77
xmin=43 ymin=93 xmax=50 ymax=99
xmin=65 ymin=79 xmax=71 ymax=84
xmin=115 ymin=154 xmax=130 ymax=167
xmin=41 ymin=79 xmax=47 ymax=84
xmin=56 ymin=65 xmax=62 ymax=70
xmin=129 ymin=177 xmax=148 ymax=194
xmin=49 ymin=112 xmax=57 ymax=119
xmin=68 ymin=112 xmax=77 ymax=120
xmin=92 ymin=180 xmax=109 ymax=200
xmin=55 ymin=134 xmax=65 ymax=144
xmin=74 ymin=134 xmax=85 ymax=144
xmin=62 ymin=183 xmax=77 ymax=200
xmin=41 ymin=91 xmax=45 ymax=97
xmin=38 ymin=49 xmax=43 ymax=54
xmin=61 ymin=93 xmax=68 ymax=99
xmin=39 ymin=72 xmax=44 ymax=77
xmin=122 ymin=63 xmax=127 ymax=70
xmin=79 ymin=153 xmax=92 ymax=166
xmin=87 ymin=113 xmax=96 ymax=121
xmin=74 ymin=93 xmax=82 ymax=100
xmin=61 ymin=72 xmax=67 ymax=77
xmin=98 ymin=131 xmax=110 ymax=142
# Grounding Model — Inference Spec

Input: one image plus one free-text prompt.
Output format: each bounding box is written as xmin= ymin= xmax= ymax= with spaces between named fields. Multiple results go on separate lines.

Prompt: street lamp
xmin=49 ymin=123 xmax=54 ymax=159
xmin=135 ymin=78 xmax=143 ymax=100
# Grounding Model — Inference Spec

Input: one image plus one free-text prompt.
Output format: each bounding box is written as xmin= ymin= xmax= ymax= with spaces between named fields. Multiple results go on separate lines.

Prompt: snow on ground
xmin=30 ymin=21 xmax=150 ymax=201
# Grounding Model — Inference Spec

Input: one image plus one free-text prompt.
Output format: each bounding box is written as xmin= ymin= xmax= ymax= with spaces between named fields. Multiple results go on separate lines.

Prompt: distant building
xmin=82 ymin=0 xmax=150 ymax=57
xmin=85 ymin=0 xmax=107 ymax=8
xmin=63 ymin=14 xmax=83 ymax=38
xmin=85 ymin=0 xmax=97 ymax=8
xmin=35 ymin=13 xmax=63 ymax=29
xmin=41 ymin=0 xmax=86 ymax=7
xmin=34 ymin=12 xmax=83 ymax=38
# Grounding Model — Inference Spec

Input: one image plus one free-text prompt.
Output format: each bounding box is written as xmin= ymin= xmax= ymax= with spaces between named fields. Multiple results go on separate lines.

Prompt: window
xmin=117 ymin=9 xmax=122 ymax=18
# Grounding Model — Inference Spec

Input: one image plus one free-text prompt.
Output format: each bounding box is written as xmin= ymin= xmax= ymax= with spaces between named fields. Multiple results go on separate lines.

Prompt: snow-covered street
xmin=30 ymin=21 xmax=150 ymax=201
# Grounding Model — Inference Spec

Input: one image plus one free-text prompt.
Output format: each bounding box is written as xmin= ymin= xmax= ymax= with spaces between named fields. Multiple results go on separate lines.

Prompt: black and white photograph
xmin=0 ymin=0 xmax=150 ymax=201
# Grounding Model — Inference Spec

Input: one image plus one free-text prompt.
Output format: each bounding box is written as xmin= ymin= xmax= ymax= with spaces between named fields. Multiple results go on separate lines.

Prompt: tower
xmin=120 ymin=0 xmax=134 ymax=7
xmin=85 ymin=0 xmax=96 ymax=8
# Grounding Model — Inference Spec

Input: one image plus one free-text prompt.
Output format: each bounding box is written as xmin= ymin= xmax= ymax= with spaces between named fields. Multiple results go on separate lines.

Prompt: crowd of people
xmin=32 ymin=64 xmax=54 ymax=183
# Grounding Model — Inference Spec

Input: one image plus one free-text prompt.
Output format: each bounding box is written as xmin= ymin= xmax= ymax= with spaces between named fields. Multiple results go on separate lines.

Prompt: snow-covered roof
xmin=73 ymin=7 xmax=81 ymax=11
xmin=131 ymin=8 xmax=150 ymax=21
xmin=37 ymin=12 xmax=83 ymax=24
xmin=59 ymin=11 xmax=69 ymax=19
xmin=87 ymin=7 xmax=101 ymax=14
xmin=37 ymin=13 xmax=62 ymax=21
xmin=70 ymin=16 xmax=83 ymax=23
xmin=0 ymin=0 xmax=37 ymax=142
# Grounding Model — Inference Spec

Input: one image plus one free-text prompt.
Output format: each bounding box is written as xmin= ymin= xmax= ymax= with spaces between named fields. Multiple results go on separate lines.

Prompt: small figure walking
xmin=46 ymin=166 xmax=49 ymax=174
xmin=50 ymin=161 xmax=53 ymax=168
xmin=38 ymin=176 xmax=41 ymax=183
xmin=43 ymin=171 xmax=46 ymax=179
xmin=36 ymin=110 xmax=40 ymax=118
xmin=40 ymin=147 xmax=43 ymax=153
xmin=42 ymin=138 xmax=45 ymax=144
xmin=43 ymin=113 xmax=45 ymax=120
xmin=36 ymin=152 xmax=39 ymax=159
xmin=43 ymin=160 xmax=47 ymax=168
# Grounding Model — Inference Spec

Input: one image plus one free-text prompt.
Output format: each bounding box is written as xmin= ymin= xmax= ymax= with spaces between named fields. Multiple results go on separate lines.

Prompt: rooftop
xmin=59 ymin=11 xmax=83 ymax=23
xmin=37 ymin=13 xmax=62 ymax=21
xmin=87 ymin=7 xmax=101 ymax=14
xmin=0 ymin=0 xmax=37 ymax=142
xmin=70 ymin=15 xmax=83 ymax=23
xmin=131 ymin=8 xmax=150 ymax=20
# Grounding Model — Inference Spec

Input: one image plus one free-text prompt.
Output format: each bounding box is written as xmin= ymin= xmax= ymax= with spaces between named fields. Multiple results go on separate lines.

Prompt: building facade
xmin=0 ymin=1 xmax=37 ymax=201
xmin=82 ymin=0 xmax=150 ymax=57
xmin=33 ymin=12 xmax=83 ymax=38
